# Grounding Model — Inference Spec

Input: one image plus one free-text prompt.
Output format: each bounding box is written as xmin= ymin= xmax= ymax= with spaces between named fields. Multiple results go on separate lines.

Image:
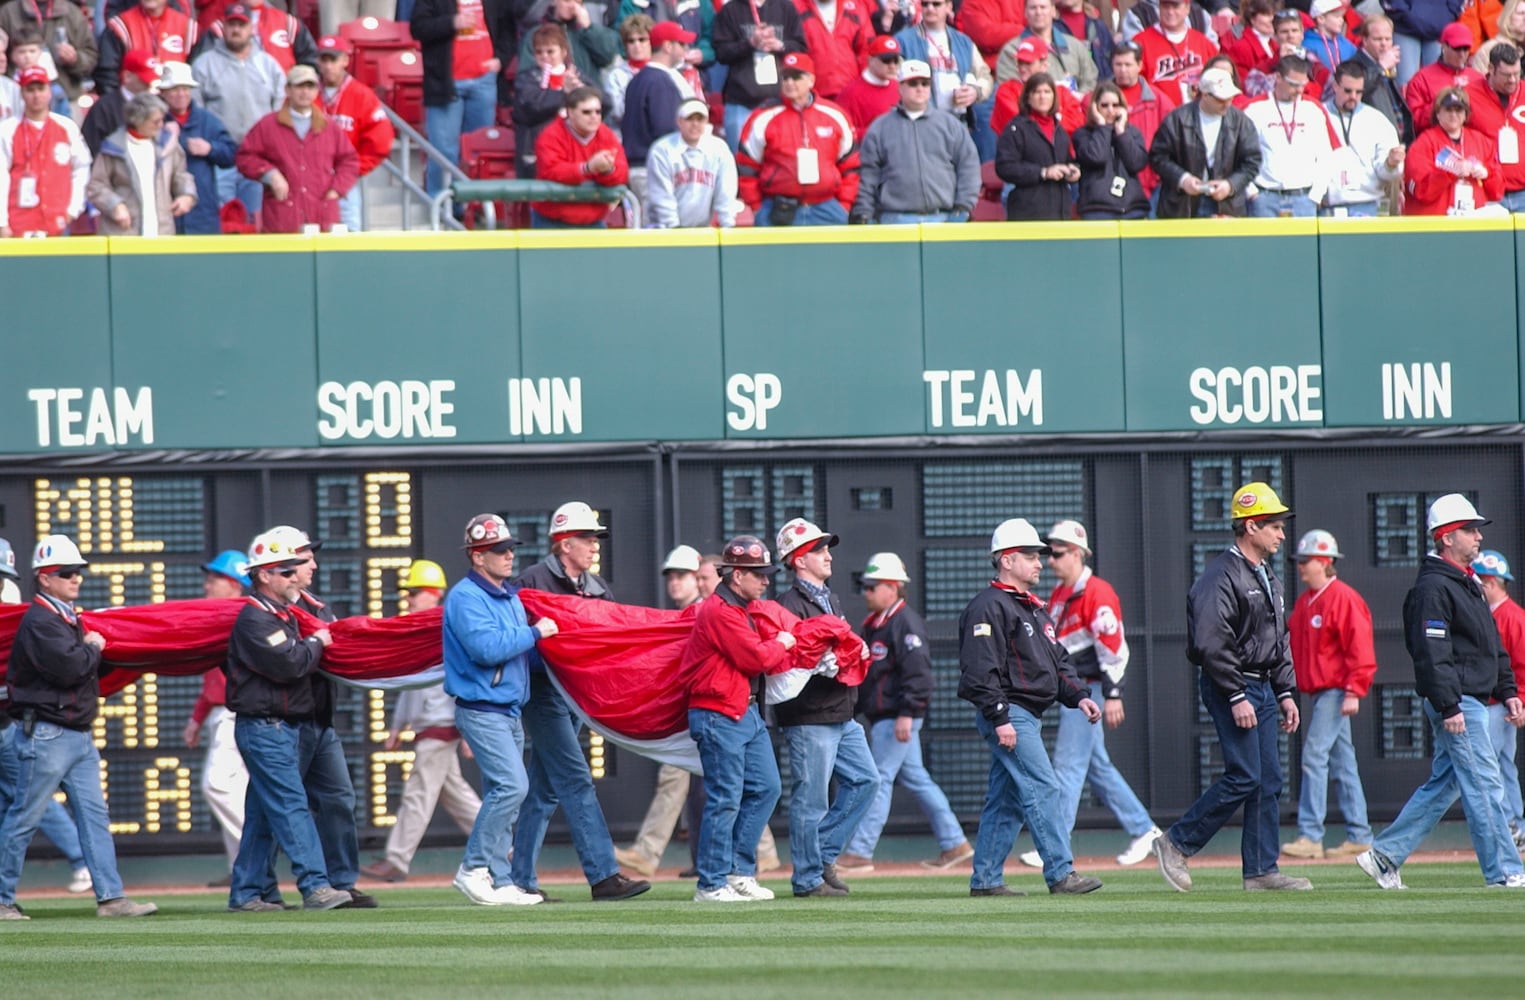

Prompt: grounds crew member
xmin=512 ymin=501 xmax=650 ymax=902
xmin=1473 ymin=549 xmax=1525 ymax=848
xmin=959 ymin=517 xmax=1104 ymax=898
xmin=682 ymin=534 xmax=795 ymax=903
xmin=1281 ymin=529 xmax=1376 ymax=861
xmin=1357 ymin=495 xmax=1525 ymax=889
xmin=1155 ymin=483 xmax=1311 ymax=893
xmin=0 ymin=535 xmax=158 ymax=920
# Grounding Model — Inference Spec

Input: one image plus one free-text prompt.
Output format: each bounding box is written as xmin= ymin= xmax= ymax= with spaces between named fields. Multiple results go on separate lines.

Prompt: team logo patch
xmin=1425 ymin=620 xmax=1447 ymax=638
xmin=271 ymin=29 xmax=291 ymax=46
xmin=1023 ymin=621 xmax=1034 ymax=636
xmin=905 ymin=634 xmax=922 ymax=650
xmin=972 ymin=623 xmax=992 ymax=637
xmin=264 ymin=630 xmax=287 ymax=647
xmin=870 ymin=640 xmax=888 ymax=661
xmin=1310 ymin=614 xmax=1323 ymax=628
xmin=162 ymin=36 xmax=185 ymax=54
xmin=815 ymin=126 xmax=833 ymax=137
xmin=1043 ymin=622 xmax=1056 ymax=642
xmin=1092 ymin=606 xmax=1119 ymax=636
xmin=553 ymin=513 xmax=568 ymax=527
xmin=53 ymin=142 xmax=71 ymax=165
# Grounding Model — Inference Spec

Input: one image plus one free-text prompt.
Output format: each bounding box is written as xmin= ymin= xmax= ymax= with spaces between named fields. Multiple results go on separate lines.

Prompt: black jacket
xmin=412 ymin=0 xmax=515 ymax=108
xmin=712 ymin=0 xmax=806 ymax=109
xmin=8 ymin=597 xmax=106 ymax=730
xmin=511 ymin=68 xmax=570 ymax=178
xmin=1355 ymin=48 xmax=1415 ymax=144
xmin=81 ymin=89 xmax=126 ymax=159
xmin=1149 ymin=100 xmax=1262 ymax=218
xmin=1072 ymin=121 xmax=1149 ymax=217
xmin=1403 ymin=555 xmax=1517 ymax=718
xmin=856 ymin=601 xmax=934 ymax=722
xmin=225 ymin=592 xmax=326 ymax=721
xmin=994 ymin=114 xmax=1073 ymax=221
xmin=298 ymin=590 xmax=339 ymax=728
xmin=1186 ymin=547 xmax=1295 ymax=703
xmin=774 ymin=581 xmax=856 ymax=726
xmin=515 ymin=553 xmax=613 ymax=600
xmin=957 ymin=583 xmax=1088 ymax=722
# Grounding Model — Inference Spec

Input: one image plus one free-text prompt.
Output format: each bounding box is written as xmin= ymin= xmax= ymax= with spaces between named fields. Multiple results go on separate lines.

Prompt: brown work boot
xmin=591 ymin=873 xmax=651 ymax=901
xmin=360 ymin=859 xmax=408 ymax=883
xmin=921 ymin=840 xmax=975 ymax=869
xmin=1280 ymin=836 xmax=1325 ymax=859
xmin=1155 ymin=834 xmax=1192 ymax=892
xmin=97 ymin=897 xmax=158 ymax=918
xmin=821 ymin=863 xmax=850 ymax=893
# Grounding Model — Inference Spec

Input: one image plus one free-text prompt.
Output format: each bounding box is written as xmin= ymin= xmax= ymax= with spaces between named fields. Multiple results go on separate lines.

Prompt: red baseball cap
xmin=649 ymin=21 xmax=696 ymax=47
xmin=780 ymin=51 xmax=814 ymax=75
xmin=1439 ymin=22 xmax=1474 ymax=48
xmin=317 ymin=34 xmax=352 ymax=54
xmin=223 ymin=2 xmax=253 ymax=21
xmin=1015 ymin=37 xmax=1049 ymax=63
xmin=121 ymin=49 xmax=162 ymax=87
xmin=18 ymin=65 xmax=49 ymax=88
xmin=867 ymin=35 xmax=901 ymax=59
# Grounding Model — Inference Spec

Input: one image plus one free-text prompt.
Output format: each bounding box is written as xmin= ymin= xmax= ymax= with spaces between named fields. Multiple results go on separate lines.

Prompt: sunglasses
xmin=275 ymin=567 xmax=301 ymax=578
xmin=487 ymin=542 xmax=518 ymax=554
xmin=903 ymin=78 xmax=931 ymax=86
xmin=1114 ymin=40 xmax=1142 ymax=54
xmin=1272 ymin=10 xmax=1302 ymax=20
xmin=57 ymin=569 xmax=84 ymax=580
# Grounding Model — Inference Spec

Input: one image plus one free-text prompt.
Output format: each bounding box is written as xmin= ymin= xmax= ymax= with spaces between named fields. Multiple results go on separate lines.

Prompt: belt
xmin=1239 ymin=668 xmax=1274 ymax=680
xmin=1262 ymin=186 xmax=1311 ymax=196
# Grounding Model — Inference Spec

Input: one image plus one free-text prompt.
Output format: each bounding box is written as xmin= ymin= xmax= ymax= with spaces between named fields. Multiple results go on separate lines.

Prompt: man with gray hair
xmin=851 ymin=59 xmax=979 ymax=224
xmin=193 ymin=3 xmax=284 ymax=218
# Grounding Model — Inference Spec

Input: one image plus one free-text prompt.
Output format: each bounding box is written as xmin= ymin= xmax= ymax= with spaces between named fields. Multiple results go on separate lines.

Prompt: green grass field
xmin=5 ymin=866 xmax=1524 ymax=999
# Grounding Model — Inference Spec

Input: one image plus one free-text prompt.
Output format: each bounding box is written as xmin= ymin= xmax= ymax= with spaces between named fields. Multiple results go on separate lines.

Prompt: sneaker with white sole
xmin=726 ymin=875 xmax=775 ymax=900
xmin=488 ymin=883 xmax=543 ymax=906
xmin=1487 ymin=873 xmax=1525 ymax=888
xmin=68 ymin=866 xmax=93 ymax=894
xmin=1017 ymin=850 xmax=1043 ymax=868
xmin=694 ymin=884 xmax=749 ymax=902
xmin=1116 ymin=826 xmax=1162 ymax=867
xmin=0 ymin=903 xmax=29 ymax=921
xmin=97 ymin=897 xmax=158 ymax=917
xmin=1154 ymin=834 xmax=1192 ymax=892
xmin=453 ymin=866 xmax=502 ymax=906
xmin=1355 ymin=849 xmax=1406 ymax=890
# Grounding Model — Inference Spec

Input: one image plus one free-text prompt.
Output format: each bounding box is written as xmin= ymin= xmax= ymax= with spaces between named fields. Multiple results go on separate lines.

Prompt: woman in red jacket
xmin=1404 ymin=86 xmax=1504 ymax=214
xmin=531 ymin=86 xmax=630 ymax=227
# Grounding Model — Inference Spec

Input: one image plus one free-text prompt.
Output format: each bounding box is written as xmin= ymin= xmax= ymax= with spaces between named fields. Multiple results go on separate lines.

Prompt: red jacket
xmin=1135 ymin=25 xmax=1219 ymax=107
xmin=835 ymin=72 xmax=900 ymax=140
xmin=1404 ymin=124 xmax=1503 ymax=214
xmin=1492 ymin=597 xmax=1525 ymax=695
xmin=1221 ymin=28 xmax=1276 ymax=90
xmin=737 ymin=95 xmax=860 ymax=209
xmin=683 ymin=590 xmax=792 ymax=720
xmin=1406 ymin=62 xmax=1482 ymax=133
xmin=796 ymin=0 xmax=875 ymax=99
xmin=1289 ymin=577 xmax=1378 ymax=697
xmin=1464 ymin=76 xmax=1525 ymax=193
xmin=321 ymin=74 xmax=396 ymax=176
xmin=236 ymin=103 xmax=360 ymax=232
xmin=532 ymin=117 xmax=630 ymax=225
xmin=0 ymin=114 xmax=86 ymax=236
xmin=958 ymin=0 xmax=1025 ymax=70
xmin=1048 ymin=567 xmax=1130 ymax=699
xmin=992 ymin=78 xmax=1083 ymax=134
xmin=108 ymin=4 xmax=197 ymax=62
xmin=191 ymin=668 xmax=228 ymax=725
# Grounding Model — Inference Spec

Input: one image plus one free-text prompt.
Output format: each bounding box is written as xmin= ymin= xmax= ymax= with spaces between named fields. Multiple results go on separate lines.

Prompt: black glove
xmin=848 ymin=211 xmax=871 ymax=225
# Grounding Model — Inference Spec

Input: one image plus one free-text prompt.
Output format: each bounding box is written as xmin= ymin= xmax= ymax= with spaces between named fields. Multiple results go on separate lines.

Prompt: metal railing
xmin=441 ymin=179 xmax=641 ymax=231
xmin=374 ymin=106 xmax=469 ymax=232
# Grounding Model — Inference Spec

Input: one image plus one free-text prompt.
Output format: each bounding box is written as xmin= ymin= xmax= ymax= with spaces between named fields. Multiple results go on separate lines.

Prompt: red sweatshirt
xmin=683 ymin=590 xmax=793 ymax=720
xmin=532 ymin=117 xmax=630 ymax=225
xmin=1289 ymin=577 xmax=1378 ymax=697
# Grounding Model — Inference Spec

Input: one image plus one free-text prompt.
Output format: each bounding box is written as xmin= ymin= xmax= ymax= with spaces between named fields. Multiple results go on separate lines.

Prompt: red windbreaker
xmin=1289 ymin=577 xmax=1378 ymax=696
xmin=737 ymin=94 xmax=860 ymax=209
xmin=683 ymin=591 xmax=794 ymax=720
xmin=794 ymin=0 xmax=875 ymax=99
xmin=321 ymin=74 xmax=396 ymax=176
xmin=532 ymin=117 xmax=630 ymax=225
xmin=1491 ymin=597 xmax=1525 ymax=695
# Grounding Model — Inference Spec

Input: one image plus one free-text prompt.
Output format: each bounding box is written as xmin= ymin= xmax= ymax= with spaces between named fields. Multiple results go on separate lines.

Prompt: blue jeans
xmin=723 ymin=102 xmax=754 ymax=154
xmin=0 ymin=724 xmax=85 ymax=867
xmin=755 ymin=198 xmax=848 ymax=226
xmin=216 ymin=165 xmax=263 ymax=218
xmin=1296 ymin=688 xmax=1372 ymax=843
xmin=1500 ymin=189 xmax=1525 ymax=213
xmin=303 ymin=723 xmax=359 ymax=890
xmin=529 ymin=210 xmax=607 ymax=229
xmin=1168 ymin=672 xmax=1283 ymax=878
xmin=1394 ymin=35 xmax=1440 ymax=89
xmin=425 ymin=71 xmax=498 ymax=197
xmin=1487 ymin=702 xmax=1523 ymax=826
xmin=971 ymin=706 xmax=1073 ymax=889
xmin=1249 ymin=190 xmax=1317 ymax=217
xmin=845 ymin=717 xmax=964 ymax=857
xmin=229 ymin=717 xmax=333 ymax=905
xmin=689 ymin=706 xmax=780 ymax=891
xmin=1320 ymin=201 xmax=1380 ymax=217
xmin=338 ymin=184 xmax=362 ymax=231
xmin=0 ymin=722 xmax=124 ymax=904
xmin=1052 ymin=681 xmax=1155 ymax=839
xmin=455 ymin=705 xmax=528 ymax=887
xmin=783 ymin=720 xmax=878 ymax=893
xmin=1373 ymin=697 xmax=1523 ymax=883
xmin=511 ymin=672 xmax=618 ymax=889
xmin=878 ymin=211 xmax=968 ymax=224
xmin=970 ymin=97 xmax=995 ymax=162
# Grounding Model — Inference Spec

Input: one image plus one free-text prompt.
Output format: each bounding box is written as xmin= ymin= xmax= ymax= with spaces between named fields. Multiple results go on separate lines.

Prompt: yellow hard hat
xmin=402 ymin=559 xmax=448 ymax=590
xmin=1231 ymin=482 xmax=1292 ymax=521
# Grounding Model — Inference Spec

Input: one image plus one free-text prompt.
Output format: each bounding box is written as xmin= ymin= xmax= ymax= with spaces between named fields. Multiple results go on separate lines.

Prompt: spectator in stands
xmin=1304 ymin=0 xmax=1357 ymax=75
xmin=237 ymin=63 xmax=360 ymax=231
xmin=1463 ymin=0 xmax=1507 ymax=48
xmin=97 ymin=0 xmax=199 ymax=95
xmin=1205 ymin=53 xmax=1255 ymax=110
xmin=1136 ymin=0 xmax=1219 ymax=107
xmin=1123 ymin=0 xmax=1220 ymax=45
xmin=712 ymin=0 xmax=805 ymax=151
xmin=531 ymin=85 xmax=629 ymax=226
xmin=603 ymin=13 xmax=654 ymax=136
xmin=1355 ymin=14 xmax=1414 ymax=143
xmin=1390 ymin=0 xmax=1457 ymax=87
xmin=737 ymin=51 xmax=858 ymax=224
xmin=1243 ymin=54 xmax=1336 ymax=217
xmin=1474 ymin=550 xmax=1525 ymax=849
xmin=8 ymin=28 xmax=70 ymax=117
xmin=997 ymin=0 xmax=1097 ymax=95
xmin=1072 ymin=81 xmax=1149 ymax=217
xmin=836 ymin=34 xmax=903 ymax=140
xmin=1407 ymin=22 xmax=1482 ymax=132
xmin=957 ymin=0 xmax=1024 ymax=72
xmin=414 ymin=0 xmax=509 ymax=199
xmin=1055 ymin=0 xmax=1113 ymax=81
xmin=0 ymin=66 xmax=89 ymax=237
xmin=1150 ymin=65 xmax=1262 ymax=217
xmin=317 ymin=34 xmax=395 ymax=230
xmin=851 ymin=58 xmax=978 ymax=222
xmin=614 ymin=0 xmax=715 ymax=84
xmin=194 ymin=5 xmax=285 ymax=219
xmin=321 ymin=0 xmax=396 ymax=39
xmin=995 ymin=71 xmax=1076 ymax=219
xmin=1474 ymin=0 xmax=1525 ymax=72
xmin=0 ymin=29 xmax=16 ymax=122
xmin=83 ymin=51 xmax=163 ymax=158
xmin=794 ymin=0 xmax=874 ymax=101
xmin=515 ymin=24 xmax=579 ymax=177
xmin=622 ymin=20 xmax=697 ymax=201
xmin=895 ymin=0 xmax=995 ymax=158
xmin=1404 ymin=86 xmax=1504 ymax=213
xmin=158 ymin=61 xmax=235 ymax=235
xmin=0 ymin=0 xmax=96 ymax=109
xmin=1465 ymin=41 xmax=1525 ymax=210
xmin=993 ymin=37 xmax=1083 ymax=133
xmin=87 ymin=91 xmax=197 ymax=235
xmin=1221 ymin=0 xmax=1279 ymax=90
xmin=209 ymin=0 xmax=319 ymax=73
xmin=1322 ymin=59 xmax=1404 ymax=216
xmin=1111 ymin=40 xmax=1173 ymax=197
xmin=519 ymin=0 xmax=620 ymax=85
xmin=645 ymin=97 xmax=740 ymax=226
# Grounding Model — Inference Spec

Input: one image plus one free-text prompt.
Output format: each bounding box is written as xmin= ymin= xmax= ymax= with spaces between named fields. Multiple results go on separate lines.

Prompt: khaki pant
xmin=383 ymin=737 xmax=481 ymax=873
xmin=202 ymin=708 xmax=249 ymax=867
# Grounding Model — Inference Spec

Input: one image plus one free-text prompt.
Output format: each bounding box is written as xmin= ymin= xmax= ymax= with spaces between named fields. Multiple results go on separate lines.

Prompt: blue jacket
xmin=172 ymin=103 xmax=237 ymax=235
xmin=622 ymin=64 xmax=684 ymax=165
xmin=894 ymin=23 xmax=981 ymax=85
xmin=442 ymin=570 xmax=540 ymax=712
xmin=1381 ymin=0 xmax=1462 ymax=42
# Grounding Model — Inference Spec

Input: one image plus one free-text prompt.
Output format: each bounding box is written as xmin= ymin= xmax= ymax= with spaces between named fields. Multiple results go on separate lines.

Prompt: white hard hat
xmin=1295 ymin=529 xmax=1342 ymax=560
xmin=1047 ymin=520 xmax=1092 ymax=555
xmin=33 ymin=534 xmax=88 ymax=571
xmin=267 ymin=524 xmax=322 ymax=552
xmin=862 ymin=552 xmax=910 ymax=583
xmin=775 ymin=517 xmax=839 ymax=562
xmin=662 ymin=544 xmax=701 ymax=574
xmin=991 ymin=518 xmax=1050 ymax=554
xmin=246 ymin=525 xmax=313 ymax=569
xmin=549 ymin=501 xmax=608 ymax=537
xmin=1426 ymin=493 xmax=1489 ymax=534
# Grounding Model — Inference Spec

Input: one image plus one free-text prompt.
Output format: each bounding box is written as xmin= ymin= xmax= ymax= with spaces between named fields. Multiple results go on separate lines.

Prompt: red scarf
xmin=1030 ymin=110 xmax=1056 ymax=141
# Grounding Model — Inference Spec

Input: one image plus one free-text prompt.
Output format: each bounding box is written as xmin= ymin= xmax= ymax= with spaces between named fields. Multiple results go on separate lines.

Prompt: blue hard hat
xmin=0 ymin=537 xmax=17 ymax=579
xmin=1473 ymin=549 xmax=1513 ymax=581
xmin=203 ymin=549 xmax=251 ymax=587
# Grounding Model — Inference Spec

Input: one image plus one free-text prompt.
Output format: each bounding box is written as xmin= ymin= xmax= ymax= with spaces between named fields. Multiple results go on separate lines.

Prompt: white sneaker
xmin=693 ymin=884 xmax=749 ymax=902
xmin=1017 ymin=850 xmax=1043 ymax=868
xmin=726 ymin=875 xmax=775 ymax=900
xmin=1355 ymin=849 xmax=1406 ymax=890
xmin=453 ymin=866 xmax=506 ymax=906
xmin=1117 ymin=826 xmax=1163 ymax=867
xmin=489 ymin=883 xmax=543 ymax=906
xmin=1487 ymin=873 xmax=1525 ymax=888
xmin=68 ymin=866 xmax=93 ymax=894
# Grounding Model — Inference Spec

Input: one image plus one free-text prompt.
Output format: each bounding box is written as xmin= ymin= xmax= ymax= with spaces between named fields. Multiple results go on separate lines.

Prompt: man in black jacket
xmin=959 ymin=517 xmax=1102 ymax=897
xmin=1357 ymin=493 xmax=1525 ymax=890
xmin=1353 ymin=15 xmax=1414 ymax=143
xmin=1155 ymin=481 xmax=1308 ymax=894
xmin=772 ymin=517 xmax=879 ymax=898
xmin=1149 ymin=65 xmax=1262 ymax=217
xmin=412 ymin=0 xmax=516 ymax=196
xmin=711 ymin=0 xmax=804 ymax=151
xmin=0 ymin=535 xmax=157 ymax=920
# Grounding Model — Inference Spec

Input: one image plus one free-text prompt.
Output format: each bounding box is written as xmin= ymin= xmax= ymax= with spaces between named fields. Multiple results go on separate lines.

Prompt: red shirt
xmin=683 ymin=590 xmax=792 ymax=720
xmin=835 ymin=72 xmax=899 ymax=141
xmin=1289 ymin=577 xmax=1378 ymax=696
xmin=453 ymin=0 xmax=496 ymax=81
xmin=1464 ymin=76 xmax=1525 ymax=193
xmin=1404 ymin=124 xmax=1503 ymax=214
xmin=1406 ymin=61 xmax=1482 ymax=134
xmin=957 ymin=0 xmax=1027 ymax=70
xmin=321 ymin=74 xmax=397 ymax=175
xmin=109 ymin=5 xmax=198 ymax=62
xmin=794 ymin=0 xmax=875 ymax=99
xmin=1492 ymin=598 xmax=1525 ymax=695
xmin=191 ymin=668 xmax=228 ymax=724
xmin=532 ymin=117 xmax=630 ymax=225
xmin=1135 ymin=25 xmax=1218 ymax=108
